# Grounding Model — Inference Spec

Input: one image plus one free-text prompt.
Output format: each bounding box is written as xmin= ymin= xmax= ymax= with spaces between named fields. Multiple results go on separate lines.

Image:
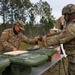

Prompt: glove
xmin=37 ymin=35 xmax=43 ymax=42
xmin=13 ymin=48 xmax=17 ymax=51
xmin=46 ymin=33 xmax=52 ymax=37
xmin=35 ymin=35 xmax=43 ymax=42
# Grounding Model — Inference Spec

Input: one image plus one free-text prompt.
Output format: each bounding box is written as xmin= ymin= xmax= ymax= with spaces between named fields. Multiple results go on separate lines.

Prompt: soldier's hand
xmin=37 ymin=35 xmax=43 ymax=42
xmin=46 ymin=33 xmax=52 ymax=37
xmin=35 ymin=35 xmax=43 ymax=42
xmin=13 ymin=48 xmax=17 ymax=51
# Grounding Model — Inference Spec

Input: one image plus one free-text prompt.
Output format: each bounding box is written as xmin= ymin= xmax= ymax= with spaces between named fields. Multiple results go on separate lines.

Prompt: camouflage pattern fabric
xmin=43 ymin=19 xmax=75 ymax=75
xmin=17 ymin=20 xmax=25 ymax=31
xmin=43 ymin=4 xmax=75 ymax=75
xmin=49 ymin=29 xmax=62 ymax=36
xmin=0 ymin=28 xmax=37 ymax=52
xmin=43 ymin=19 xmax=75 ymax=54
xmin=55 ymin=15 xmax=66 ymax=29
xmin=62 ymin=4 xmax=75 ymax=15
xmin=68 ymin=55 xmax=75 ymax=75
xmin=49 ymin=15 xmax=66 ymax=36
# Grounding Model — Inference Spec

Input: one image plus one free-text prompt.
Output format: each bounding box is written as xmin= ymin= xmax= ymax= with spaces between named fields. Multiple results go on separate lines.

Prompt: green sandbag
xmin=0 ymin=56 xmax=10 ymax=75
xmin=29 ymin=49 xmax=57 ymax=56
xmin=0 ymin=55 xmax=31 ymax=75
xmin=11 ymin=64 xmax=32 ymax=75
xmin=0 ymin=54 xmax=47 ymax=75
xmin=10 ymin=53 xmax=48 ymax=66
xmin=0 ymin=57 xmax=10 ymax=69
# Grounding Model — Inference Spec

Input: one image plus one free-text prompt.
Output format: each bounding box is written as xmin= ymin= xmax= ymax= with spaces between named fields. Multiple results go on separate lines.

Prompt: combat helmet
xmin=62 ymin=4 xmax=75 ymax=15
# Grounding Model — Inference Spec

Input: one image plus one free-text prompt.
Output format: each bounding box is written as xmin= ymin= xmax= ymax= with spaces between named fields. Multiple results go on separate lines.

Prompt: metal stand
xmin=28 ymin=55 xmax=64 ymax=75
xmin=58 ymin=44 xmax=67 ymax=75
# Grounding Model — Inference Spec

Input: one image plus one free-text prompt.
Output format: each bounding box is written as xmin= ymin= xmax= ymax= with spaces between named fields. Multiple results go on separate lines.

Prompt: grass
xmin=19 ymin=42 xmax=35 ymax=50
xmin=19 ymin=42 xmax=42 ymax=50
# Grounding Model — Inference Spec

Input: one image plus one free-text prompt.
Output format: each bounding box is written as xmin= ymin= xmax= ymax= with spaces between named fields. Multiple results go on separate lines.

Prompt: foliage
xmin=0 ymin=0 xmax=55 ymax=36
xmin=19 ymin=42 xmax=34 ymax=50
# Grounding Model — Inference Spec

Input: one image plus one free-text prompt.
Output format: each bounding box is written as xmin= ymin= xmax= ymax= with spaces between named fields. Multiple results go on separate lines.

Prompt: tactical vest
xmin=63 ymin=19 xmax=75 ymax=54
xmin=64 ymin=37 xmax=75 ymax=54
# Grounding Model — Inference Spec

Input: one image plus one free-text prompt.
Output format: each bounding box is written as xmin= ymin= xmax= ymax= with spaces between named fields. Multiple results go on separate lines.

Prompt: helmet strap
xmin=65 ymin=14 xmax=75 ymax=23
xmin=65 ymin=14 xmax=70 ymax=23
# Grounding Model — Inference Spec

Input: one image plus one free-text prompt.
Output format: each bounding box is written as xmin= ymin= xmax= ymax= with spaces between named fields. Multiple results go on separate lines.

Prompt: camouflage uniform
xmin=49 ymin=15 xmax=65 ymax=36
xmin=0 ymin=20 xmax=37 ymax=53
xmin=43 ymin=4 xmax=75 ymax=75
xmin=49 ymin=29 xmax=62 ymax=36
xmin=55 ymin=15 xmax=66 ymax=29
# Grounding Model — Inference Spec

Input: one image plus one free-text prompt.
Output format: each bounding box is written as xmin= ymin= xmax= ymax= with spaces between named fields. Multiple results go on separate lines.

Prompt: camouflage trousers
xmin=67 ymin=55 xmax=75 ymax=75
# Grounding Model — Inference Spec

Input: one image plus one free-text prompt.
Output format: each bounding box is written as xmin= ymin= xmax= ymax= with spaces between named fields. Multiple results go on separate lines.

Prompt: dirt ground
xmin=41 ymin=58 xmax=68 ymax=75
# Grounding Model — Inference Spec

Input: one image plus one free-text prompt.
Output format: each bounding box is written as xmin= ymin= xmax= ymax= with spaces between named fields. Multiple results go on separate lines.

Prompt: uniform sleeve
xmin=0 ymin=30 xmax=15 ymax=50
xmin=50 ymin=29 xmax=62 ymax=36
xmin=20 ymin=33 xmax=37 ymax=45
xmin=43 ymin=23 xmax=75 ymax=46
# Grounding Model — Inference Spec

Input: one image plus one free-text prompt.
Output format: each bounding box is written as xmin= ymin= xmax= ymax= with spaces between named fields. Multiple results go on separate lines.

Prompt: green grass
xmin=19 ymin=42 xmax=35 ymax=50
xmin=19 ymin=42 xmax=42 ymax=50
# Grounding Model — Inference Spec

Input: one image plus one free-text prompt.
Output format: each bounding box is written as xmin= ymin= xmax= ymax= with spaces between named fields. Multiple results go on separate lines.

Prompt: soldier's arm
xmin=21 ymin=33 xmax=38 ymax=45
xmin=0 ymin=30 xmax=16 ymax=51
xmin=43 ymin=24 xmax=75 ymax=46
xmin=45 ymin=29 xmax=62 ymax=38
xmin=49 ymin=29 xmax=62 ymax=36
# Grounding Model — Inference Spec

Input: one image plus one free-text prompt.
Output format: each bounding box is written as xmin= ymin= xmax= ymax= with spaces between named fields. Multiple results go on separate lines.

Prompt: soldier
xmin=55 ymin=15 xmax=65 ymax=30
xmin=38 ymin=4 xmax=75 ymax=75
xmin=0 ymin=20 xmax=38 ymax=53
xmin=45 ymin=15 xmax=65 ymax=37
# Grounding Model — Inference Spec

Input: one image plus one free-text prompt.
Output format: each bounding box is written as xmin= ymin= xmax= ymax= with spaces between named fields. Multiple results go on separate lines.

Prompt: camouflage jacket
xmin=43 ymin=19 xmax=75 ymax=54
xmin=49 ymin=29 xmax=62 ymax=36
xmin=0 ymin=28 xmax=37 ymax=52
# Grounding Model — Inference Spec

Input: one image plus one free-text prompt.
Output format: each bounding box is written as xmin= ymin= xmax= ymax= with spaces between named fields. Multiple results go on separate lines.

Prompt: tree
xmin=0 ymin=0 xmax=55 ymax=37
xmin=34 ymin=0 xmax=55 ymax=35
